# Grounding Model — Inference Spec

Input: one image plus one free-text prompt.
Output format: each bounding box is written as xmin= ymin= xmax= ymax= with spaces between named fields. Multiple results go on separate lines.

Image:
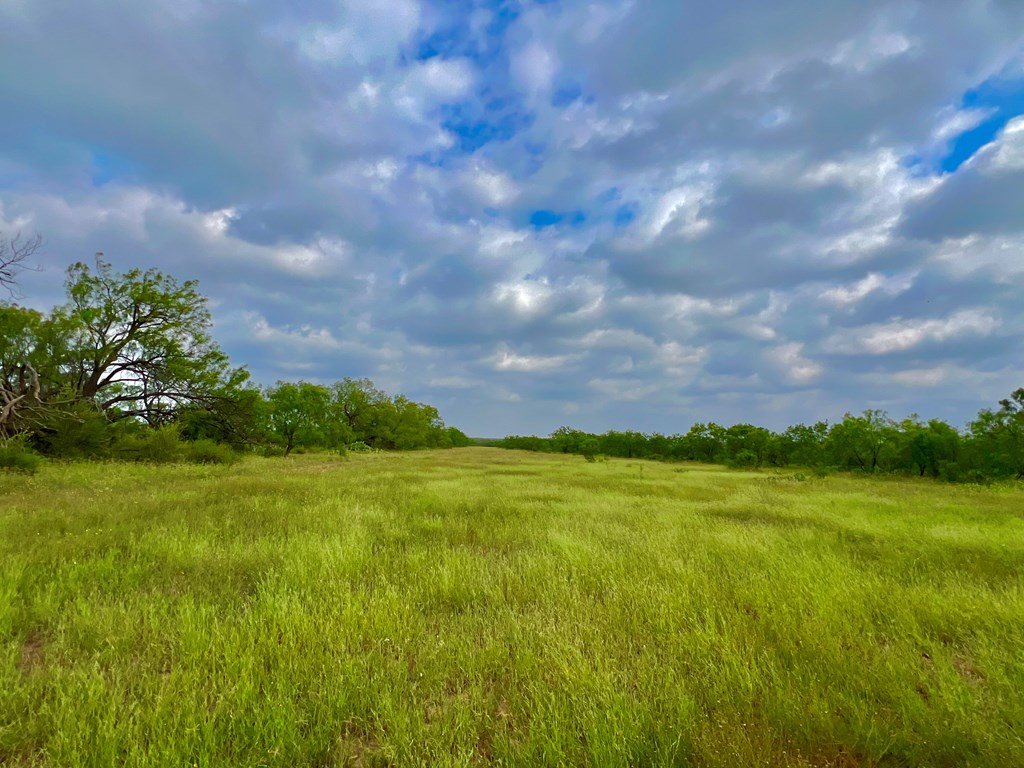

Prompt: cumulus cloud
xmin=2 ymin=0 xmax=1024 ymax=436
xmin=824 ymin=309 xmax=1001 ymax=355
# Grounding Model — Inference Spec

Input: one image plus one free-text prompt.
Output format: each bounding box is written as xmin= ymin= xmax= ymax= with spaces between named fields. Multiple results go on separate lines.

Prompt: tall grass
xmin=1 ymin=449 xmax=1022 ymax=766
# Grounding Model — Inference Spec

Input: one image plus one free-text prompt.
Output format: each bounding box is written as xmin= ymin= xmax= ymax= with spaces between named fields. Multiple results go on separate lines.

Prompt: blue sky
xmin=2 ymin=0 xmax=1024 ymax=436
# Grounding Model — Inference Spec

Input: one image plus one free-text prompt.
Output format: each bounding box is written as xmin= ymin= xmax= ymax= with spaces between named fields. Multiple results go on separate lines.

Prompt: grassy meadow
xmin=1 ymin=448 xmax=1022 ymax=767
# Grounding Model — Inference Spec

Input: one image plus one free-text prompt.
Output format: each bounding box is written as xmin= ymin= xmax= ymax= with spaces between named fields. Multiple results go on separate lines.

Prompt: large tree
xmin=54 ymin=257 xmax=241 ymax=424
xmin=827 ymin=410 xmax=897 ymax=472
xmin=0 ymin=305 xmax=46 ymax=442
xmin=265 ymin=381 xmax=331 ymax=455
xmin=969 ymin=389 xmax=1024 ymax=479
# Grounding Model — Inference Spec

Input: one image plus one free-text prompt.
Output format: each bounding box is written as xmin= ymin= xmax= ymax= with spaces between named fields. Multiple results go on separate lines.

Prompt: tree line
xmin=1 ymin=249 xmax=469 ymax=465
xmin=498 ymin=399 xmax=1024 ymax=483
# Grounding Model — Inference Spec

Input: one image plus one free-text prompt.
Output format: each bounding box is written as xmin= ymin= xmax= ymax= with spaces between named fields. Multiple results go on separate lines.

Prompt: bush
xmin=728 ymin=450 xmax=758 ymax=469
xmin=0 ymin=441 xmax=42 ymax=474
xmin=346 ymin=441 xmax=374 ymax=453
xmin=32 ymin=403 xmax=112 ymax=459
xmin=186 ymin=439 xmax=240 ymax=465
xmin=261 ymin=444 xmax=287 ymax=458
xmin=110 ymin=425 xmax=183 ymax=463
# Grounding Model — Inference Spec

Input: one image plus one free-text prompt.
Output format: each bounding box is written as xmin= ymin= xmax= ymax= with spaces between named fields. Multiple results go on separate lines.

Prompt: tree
xmin=176 ymin=380 xmax=268 ymax=449
xmin=329 ymin=378 xmax=390 ymax=446
xmin=54 ymin=257 xmax=241 ymax=424
xmin=0 ymin=305 xmax=45 ymax=442
xmin=968 ymin=389 xmax=1024 ymax=479
xmin=265 ymin=381 xmax=331 ymax=455
xmin=778 ymin=421 xmax=830 ymax=467
xmin=446 ymin=426 xmax=472 ymax=447
xmin=551 ymin=426 xmax=587 ymax=454
xmin=682 ymin=422 xmax=725 ymax=462
xmin=827 ymin=410 xmax=897 ymax=472
xmin=723 ymin=424 xmax=772 ymax=466
xmin=898 ymin=416 xmax=960 ymax=478
xmin=0 ymin=232 xmax=42 ymax=295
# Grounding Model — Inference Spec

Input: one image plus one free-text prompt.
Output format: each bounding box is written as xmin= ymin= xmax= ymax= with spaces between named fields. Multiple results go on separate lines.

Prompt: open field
xmin=1 ymin=448 xmax=1023 ymax=767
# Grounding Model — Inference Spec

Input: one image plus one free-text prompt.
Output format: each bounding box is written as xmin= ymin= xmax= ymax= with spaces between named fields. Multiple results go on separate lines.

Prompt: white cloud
xmin=512 ymin=41 xmax=558 ymax=95
xmin=930 ymin=234 xmax=1024 ymax=281
xmin=825 ymin=309 xmax=1001 ymax=355
xmin=930 ymin=107 xmax=995 ymax=147
xmin=394 ymin=58 xmax=476 ymax=118
xmin=829 ymin=31 xmax=913 ymax=72
xmin=765 ymin=342 xmax=823 ymax=385
xmin=4 ymin=0 xmax=1024 ymax=437
xmin=819 ymin=271 xmax=915 ymax=307
xmin=248 ymin=313 xmax=345 ymax=352
xmin=427 ymin=376 xmax=477 ymax=389
xmin=989 ymin=115 xmax=1024 ymax=171
xmin=492 ymin=348 xmax=577 ymax=373
xmin=299 ymin=0 xmax=420 ymax=65
xmin=588 ymin=378 xmax=659 ymax=401
xmin=466 ymin=164 xmax=520 ymax=207
xmin=494 ymin=279 xmax=552 ymax=315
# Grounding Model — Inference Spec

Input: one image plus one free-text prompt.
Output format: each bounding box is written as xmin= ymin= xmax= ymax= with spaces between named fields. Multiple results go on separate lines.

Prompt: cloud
xmin=2 ymin=0 xmax=1024 ymax=436
xmin=491 ymin=347 xmax=578 ymax=373
xmin=819 ymin=271 xmax=915 ymax=307
xmin=765 ymin=342 xmax=824 ymax=385
xmin=824 ymin=309 xmax=1001 ymax=355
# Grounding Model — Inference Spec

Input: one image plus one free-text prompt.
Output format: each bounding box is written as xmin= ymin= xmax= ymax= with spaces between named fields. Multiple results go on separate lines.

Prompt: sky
xmin=2 ymin=0 xmax=1024 ymax=437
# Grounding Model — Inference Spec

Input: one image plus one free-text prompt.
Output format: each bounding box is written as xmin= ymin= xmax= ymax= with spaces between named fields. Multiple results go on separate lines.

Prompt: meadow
xmin=1 ymin=448 xmax=1022 ymax=767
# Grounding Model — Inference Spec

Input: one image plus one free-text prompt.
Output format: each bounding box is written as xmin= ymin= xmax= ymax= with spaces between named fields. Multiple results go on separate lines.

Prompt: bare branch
xmin=0 ymin=232 xmax=43 ymax=296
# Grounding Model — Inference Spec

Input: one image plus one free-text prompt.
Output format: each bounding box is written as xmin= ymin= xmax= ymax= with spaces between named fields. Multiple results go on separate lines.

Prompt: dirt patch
xmin=954 ymin=655 xmax=985 ymax=686
xmin=333 ymin=727 xmax=382 ymax=767
xmin=17 ymin=631 xmax=45 ymax=675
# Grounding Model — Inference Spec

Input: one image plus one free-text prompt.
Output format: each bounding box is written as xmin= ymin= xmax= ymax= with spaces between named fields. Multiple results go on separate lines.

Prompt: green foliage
xmin=110 ymin=424 xmax=184 ymax=463
xmin=264 ymin=381 xmax=331 ymax=456
xmin=445 ymin=427 xmax=472 ymax=447
xmin=727 ymin=448 xmax=759 ymax=468
xmin=345 ymin=441 xmax=374 ymax=453
xmin=55 ymin=258 xmax=241 ymax=424
xmin=4 ymin=256 xmax=465 ymax=463
xmin=580 ymin=437 xmax=600 ymax=462
xmin=185 ymin=438 xmax=240 ymax=465
xmin=0 ymin=439 xmax=42 ymax=474
xmin=176 ymin=384 xmax=268 ymax=449
xmin=497 ymin=391 xmax=1024 ymax=485
xmin=260 ymin=378 xmax=462 ymax=455
xmin=31 ymin=401 xmax=113 ymax=459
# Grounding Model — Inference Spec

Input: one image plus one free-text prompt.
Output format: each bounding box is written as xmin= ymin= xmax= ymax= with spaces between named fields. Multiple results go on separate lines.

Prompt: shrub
xmin=32 ymin=403 xmax=112 ymax=459
xmin=186 ymin=439 xmax=239 ymax=465
xmin=728 ymin=450 xmax=758 ymax=469
xmin=261 ymin=444 xmax=287 ymax=458
xmin=0 ymin=441 xmax=42 ymax=474
xmin=111 ymin=425 xmax=183 ymax=463
xmin=346 ymin=441 xmax=374 ymax=453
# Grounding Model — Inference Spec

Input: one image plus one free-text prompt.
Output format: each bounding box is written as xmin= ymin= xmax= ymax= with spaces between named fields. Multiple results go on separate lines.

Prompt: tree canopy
xmin=1 ymin=255 xmax=466 ymax=460
xmin=499 ymin=397 xmax=1024 ymax=484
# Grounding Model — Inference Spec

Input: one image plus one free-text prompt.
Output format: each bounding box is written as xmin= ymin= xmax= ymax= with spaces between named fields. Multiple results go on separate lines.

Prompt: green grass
xmin=1 ymin=449 xmax=1022 ymax=767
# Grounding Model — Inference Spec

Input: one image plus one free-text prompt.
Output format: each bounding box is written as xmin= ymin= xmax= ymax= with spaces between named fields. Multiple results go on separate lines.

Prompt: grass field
xmin=1 ymin=448 xmax=1022 ymax=767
